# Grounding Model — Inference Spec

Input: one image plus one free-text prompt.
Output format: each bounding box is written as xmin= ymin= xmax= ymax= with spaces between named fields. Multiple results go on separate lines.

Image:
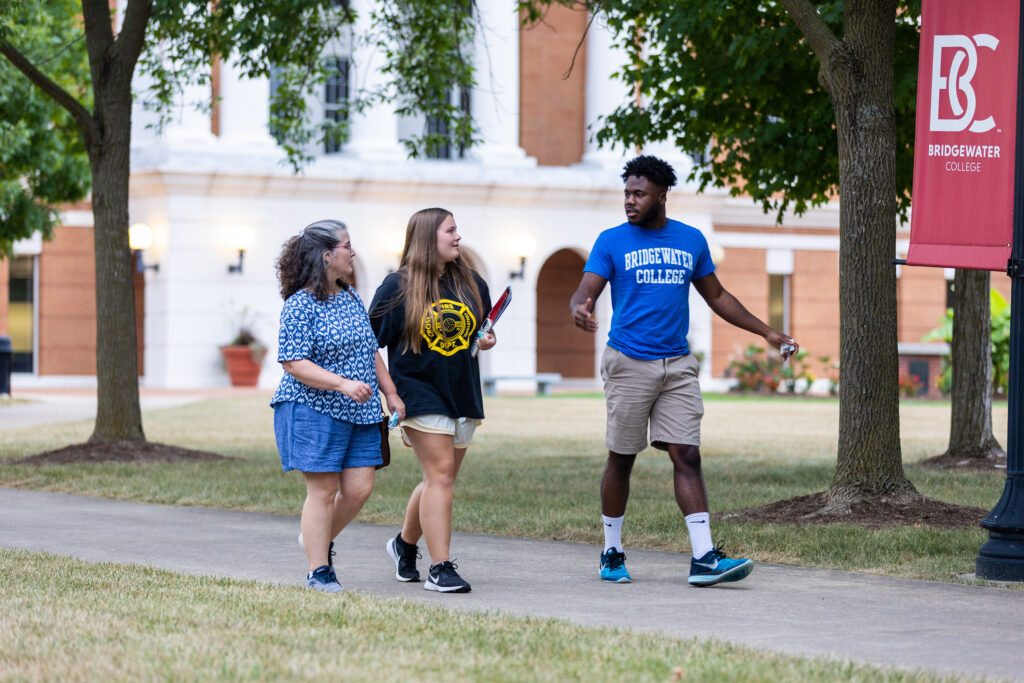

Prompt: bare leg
xmin=401 ymin=446 xmax=467 ymax=546
xmin=300 ymin=472 xmax=341 ymax=570
xmin=667 ymin=444 xmax=709 ymax=515
xmin=601 ymin=451 xmax=636 ymax=517
xmin=405 ymin=429 xmax=468 ymax=563
xmin=329 ymin=466 xmax=376 ymax=538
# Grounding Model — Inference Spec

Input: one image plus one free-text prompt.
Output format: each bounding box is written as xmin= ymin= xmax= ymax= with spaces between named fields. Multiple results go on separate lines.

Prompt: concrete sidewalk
xmin=2 ymin=487 xmax=1022 ymax=681
xmin=0 ymin=388 xmax=268 ymax=430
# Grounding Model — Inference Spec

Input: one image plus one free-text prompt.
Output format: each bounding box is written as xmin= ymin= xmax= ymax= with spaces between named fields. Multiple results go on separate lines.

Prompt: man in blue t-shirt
xmin=571 ymin=155 xmax=798 ymax=587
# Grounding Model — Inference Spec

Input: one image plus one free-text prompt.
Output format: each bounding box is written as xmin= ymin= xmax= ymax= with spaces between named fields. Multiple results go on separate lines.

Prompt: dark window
xmin=426 ymin=86 xmax=471 ymax=160
xmin=324 ymin=57 xmax=349 ymax=154
xmin=908 ymin=360 xmax=929 ymax=395
xmin=946 ymin=278 xmax=955 ymax=310
xmin=8 ymin=256 xmax=34 ymax=373
xmin=768 ymin=273 xmax=790 ymax=334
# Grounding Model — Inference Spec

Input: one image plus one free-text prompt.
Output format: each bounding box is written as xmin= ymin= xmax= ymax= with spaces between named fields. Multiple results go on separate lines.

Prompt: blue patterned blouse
xmin=270 ymin=288 xmax=382 ymax=424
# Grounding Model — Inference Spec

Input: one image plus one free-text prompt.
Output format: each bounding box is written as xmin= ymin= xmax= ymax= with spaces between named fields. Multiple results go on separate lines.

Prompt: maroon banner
xmin=908 ymin=0 xmax=1020 ymax=270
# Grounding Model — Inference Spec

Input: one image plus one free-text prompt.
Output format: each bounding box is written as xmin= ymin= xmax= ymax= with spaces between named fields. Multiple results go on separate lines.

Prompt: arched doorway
xmin=536 ymin=248 xmax=593 ymax=377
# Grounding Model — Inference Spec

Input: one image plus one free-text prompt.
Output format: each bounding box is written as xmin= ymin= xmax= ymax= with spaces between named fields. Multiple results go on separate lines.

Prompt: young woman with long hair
xmin=271 ymin=219 xmax=404 ymax=592
xmin=369 ymin=208 xmax=495 ymax=593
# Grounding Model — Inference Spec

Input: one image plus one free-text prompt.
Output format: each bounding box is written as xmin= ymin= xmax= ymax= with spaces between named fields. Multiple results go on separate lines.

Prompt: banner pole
xmin=976 ymin=1 xmax=1024 ymax=581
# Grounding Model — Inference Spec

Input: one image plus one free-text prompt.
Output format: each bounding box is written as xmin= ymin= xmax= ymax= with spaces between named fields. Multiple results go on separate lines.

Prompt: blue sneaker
xmin=306 ymin=565 xmax=343 ymax=593
xmin=688 ymin=546 xmax=753 ymax=586
xmin=600 ymin=548 xmax=631 ymax=583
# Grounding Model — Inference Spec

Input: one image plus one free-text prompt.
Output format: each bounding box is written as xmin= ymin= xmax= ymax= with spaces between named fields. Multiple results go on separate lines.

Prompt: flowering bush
xmin=725 ymin=345 xmax=813 ymax=394
xmin=898 ymin=372 xmax=923 ymax=398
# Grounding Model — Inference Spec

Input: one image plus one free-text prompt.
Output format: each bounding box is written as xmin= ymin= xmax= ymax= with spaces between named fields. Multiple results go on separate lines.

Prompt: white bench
xmin=482 ymin=373 xmax=562 ymax=396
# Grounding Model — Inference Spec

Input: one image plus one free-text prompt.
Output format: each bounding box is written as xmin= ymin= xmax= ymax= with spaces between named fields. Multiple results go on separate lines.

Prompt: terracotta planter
xmin=220 ymin=345 xmax=264 ymax=387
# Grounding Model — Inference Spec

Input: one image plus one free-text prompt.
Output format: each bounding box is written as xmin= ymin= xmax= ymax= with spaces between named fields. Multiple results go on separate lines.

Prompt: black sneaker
xmin=424 ymin=560 xmax=471 ymax=593
xmin=386 ymin=532 xmax=421 ymax=582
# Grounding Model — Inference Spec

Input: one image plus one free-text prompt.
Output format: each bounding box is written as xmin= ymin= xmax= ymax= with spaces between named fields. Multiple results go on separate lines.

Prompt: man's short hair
xmin=621 ymin=155 xmax=677 ymax=189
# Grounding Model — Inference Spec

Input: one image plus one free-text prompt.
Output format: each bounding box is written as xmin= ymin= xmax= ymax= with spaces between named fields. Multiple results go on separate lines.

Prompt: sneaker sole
xmin=600 ymin=572 xmax=632 ymax=583
xmin=424 ymin=580 xmax=471 ymax=593
xmin=306 ymin=581 xmax=344 ymax=593
xmin=688 ymin=560 xmax=753 ymax=587
xmin=385 ymin=537 xmax=419 ymax=582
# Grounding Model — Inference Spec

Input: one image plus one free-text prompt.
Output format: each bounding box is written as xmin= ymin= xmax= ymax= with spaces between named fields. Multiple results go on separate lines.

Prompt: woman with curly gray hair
xmin=271 ymin=219 xmax=404 ymax=592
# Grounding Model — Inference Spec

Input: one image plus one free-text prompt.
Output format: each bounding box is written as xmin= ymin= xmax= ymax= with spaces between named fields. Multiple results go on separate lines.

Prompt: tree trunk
xmin=85 ymin=52 xmax=145 ymax=444
xmin=822 ymin=0 xmax=918 ymax=508
xmin=945 ymin=269 xmax=1004 ymax=459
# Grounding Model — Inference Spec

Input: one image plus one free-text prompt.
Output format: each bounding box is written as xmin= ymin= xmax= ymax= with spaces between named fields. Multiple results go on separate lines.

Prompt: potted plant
xmin=220 ymin=326 xmax=267 ymax=387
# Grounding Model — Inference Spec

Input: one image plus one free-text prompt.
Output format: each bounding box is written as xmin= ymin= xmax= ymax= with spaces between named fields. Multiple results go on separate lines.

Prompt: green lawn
xmin=0 ymin=549 xmax=957 ymax=682
xmin=0 ymin=394 xmax=1010 ymax=583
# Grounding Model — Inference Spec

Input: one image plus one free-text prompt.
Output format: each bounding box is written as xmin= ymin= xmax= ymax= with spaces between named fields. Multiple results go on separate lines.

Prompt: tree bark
xmin=81 ymin=0 xmax=148 ymax=443
xmin=945 ymin=269 xmax=1004 ymax=459
xmin=812 ymin=0 xmax=918 ymax=508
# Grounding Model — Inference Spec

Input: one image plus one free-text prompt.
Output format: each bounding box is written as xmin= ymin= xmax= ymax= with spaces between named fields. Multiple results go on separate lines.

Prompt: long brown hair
xmin=397 ymin=207 xmax=482 ymax=353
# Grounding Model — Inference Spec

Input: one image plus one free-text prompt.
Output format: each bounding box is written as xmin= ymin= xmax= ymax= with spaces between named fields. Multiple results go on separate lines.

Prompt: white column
xmin=344 ymin=0 xmax=404 ymax=160
xmin=218 ymin=58 xmax=277 ymax=149
xmin=582 ymin=16 xmax=629 ymax=167
xmin=469 ymin=0 xmax=532 ymax=166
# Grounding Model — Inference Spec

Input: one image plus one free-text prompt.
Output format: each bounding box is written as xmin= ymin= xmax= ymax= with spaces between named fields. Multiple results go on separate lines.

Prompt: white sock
xmin=602 ymin=514 xmax=624 ymax=553
xmin=685 ymin=512 xmax=714 ymax=559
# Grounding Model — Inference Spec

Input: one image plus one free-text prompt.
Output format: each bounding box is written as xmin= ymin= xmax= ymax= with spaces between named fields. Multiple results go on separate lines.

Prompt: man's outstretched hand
xmin=572 ymin=297 xmax=598 ymax=332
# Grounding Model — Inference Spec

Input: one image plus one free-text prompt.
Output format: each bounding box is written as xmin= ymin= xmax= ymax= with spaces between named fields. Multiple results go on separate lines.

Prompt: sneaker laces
xmin=607 ymin=551 xmax=626 ymax=570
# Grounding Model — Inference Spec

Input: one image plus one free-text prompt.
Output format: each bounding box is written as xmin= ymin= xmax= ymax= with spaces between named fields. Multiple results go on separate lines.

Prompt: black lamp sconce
xmin=129 ymin=223 xmax=159 ymax=273
xmin=509 ymin=255 xmax=527 ymax=280
xmin=228 ymin=249 xmax=246 ymax=274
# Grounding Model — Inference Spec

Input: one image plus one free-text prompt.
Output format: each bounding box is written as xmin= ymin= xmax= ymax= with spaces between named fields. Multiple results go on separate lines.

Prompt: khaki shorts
xmin=600 ymin=346 xmax=703 ymax=453
xmin=399 ymin=414 xmax=480 ymax=448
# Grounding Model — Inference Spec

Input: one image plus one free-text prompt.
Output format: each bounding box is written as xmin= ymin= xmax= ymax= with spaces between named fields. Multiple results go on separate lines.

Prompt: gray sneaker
xmin=306 ymin=565 xmax=343 ymax=593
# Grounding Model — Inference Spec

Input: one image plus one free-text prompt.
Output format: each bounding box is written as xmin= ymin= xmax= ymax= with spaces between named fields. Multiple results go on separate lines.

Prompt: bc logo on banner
xmin=930 ymin=34 xmax=998 ymax=133
xmin=908 ymin=0 xmax=1020 ymax=272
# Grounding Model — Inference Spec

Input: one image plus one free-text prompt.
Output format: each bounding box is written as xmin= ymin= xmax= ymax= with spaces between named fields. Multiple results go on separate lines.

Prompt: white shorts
xmin=399 ymin=414 xmax=480 ymax=448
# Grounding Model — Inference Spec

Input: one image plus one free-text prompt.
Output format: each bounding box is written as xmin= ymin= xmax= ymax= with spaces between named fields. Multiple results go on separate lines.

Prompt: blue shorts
xmin=273 ymin=401 xmax=382 ymax=473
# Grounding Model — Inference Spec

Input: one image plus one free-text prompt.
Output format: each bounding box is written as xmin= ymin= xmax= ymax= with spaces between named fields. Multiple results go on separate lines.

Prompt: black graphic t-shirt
xmin=369 ymin=271 xmax=491 ymax=420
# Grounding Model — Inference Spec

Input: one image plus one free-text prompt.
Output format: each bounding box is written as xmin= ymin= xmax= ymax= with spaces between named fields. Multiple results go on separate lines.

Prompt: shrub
xmin=725 ymin=345 xmax=813 ymax=394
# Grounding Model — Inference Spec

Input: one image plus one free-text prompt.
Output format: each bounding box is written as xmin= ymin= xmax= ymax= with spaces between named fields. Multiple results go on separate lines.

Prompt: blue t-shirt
xmin=270 ymin=288 xmax=382 ymax=424
xmin=584 ymin=219 xmax=715 ymax=360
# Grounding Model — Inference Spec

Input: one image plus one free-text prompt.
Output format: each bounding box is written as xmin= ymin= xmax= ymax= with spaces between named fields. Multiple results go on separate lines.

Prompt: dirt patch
xmin=915 ymin=452 xmax=1007 ymax=472
xmin=5 ymin=441 xmax=231 ymax=466
xmin=721 ymin=491 xmax=988 ymax=530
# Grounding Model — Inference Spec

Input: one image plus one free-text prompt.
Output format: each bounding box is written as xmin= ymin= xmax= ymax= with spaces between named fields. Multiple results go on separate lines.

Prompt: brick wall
xmin=0 ymin=258 xmax=8 ymax=335
xmin=37 ymin=226 xmax=97 ymax=374
xmin=792 ymin=250 xmax=840 ymax=376
xmin=711 ymin=247 xmax=769 ymax=376
xmin=519 ymin=4 xmax=587 ymax=166
xmin=898 ymin=264 xmax=947 ymax=341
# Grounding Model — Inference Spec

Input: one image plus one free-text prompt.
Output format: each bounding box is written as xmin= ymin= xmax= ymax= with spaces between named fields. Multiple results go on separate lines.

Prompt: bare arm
xmin=281 ymin=359 xmax=373 ymax=403
xmin=569 ymin=272 xmax=608 ymax=333
xmin=692 ymin=273 xmax=798 ymax=354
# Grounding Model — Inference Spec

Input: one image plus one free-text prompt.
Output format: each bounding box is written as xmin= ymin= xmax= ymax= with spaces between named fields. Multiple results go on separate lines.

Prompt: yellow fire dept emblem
xmin=421 ymin=299 xmax=476 ymax=356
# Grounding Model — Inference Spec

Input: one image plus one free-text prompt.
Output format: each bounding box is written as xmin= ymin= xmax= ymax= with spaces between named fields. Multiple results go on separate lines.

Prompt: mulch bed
xmin=721 ymin=491 xmax=989 ymax=530
xmin=5 ymin=441 xmax=231 ymax=466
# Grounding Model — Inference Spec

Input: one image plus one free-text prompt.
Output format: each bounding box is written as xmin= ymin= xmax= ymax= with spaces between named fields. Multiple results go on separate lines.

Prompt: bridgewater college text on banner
xmin=907 ymin=0 xmax=1020 ymax=270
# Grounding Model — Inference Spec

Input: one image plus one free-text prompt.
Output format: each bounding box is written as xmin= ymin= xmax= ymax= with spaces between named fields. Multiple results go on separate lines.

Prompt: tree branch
xmin=114 ymin=0 xmax=153 ymax=70
xmin=778 ymin=0 xmax=840 ymax=63
xmin=0 ymin=38 xmax=98 ymax=149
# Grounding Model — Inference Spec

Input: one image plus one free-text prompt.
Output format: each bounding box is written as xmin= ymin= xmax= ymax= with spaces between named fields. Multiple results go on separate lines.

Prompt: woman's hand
xmin=384 ymin=392 xmax=405 ymax=421
xmin=339 ymin=378 xmax=374 ymax=403
xmin=477 ymin=330 xmax=497 ymax=351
